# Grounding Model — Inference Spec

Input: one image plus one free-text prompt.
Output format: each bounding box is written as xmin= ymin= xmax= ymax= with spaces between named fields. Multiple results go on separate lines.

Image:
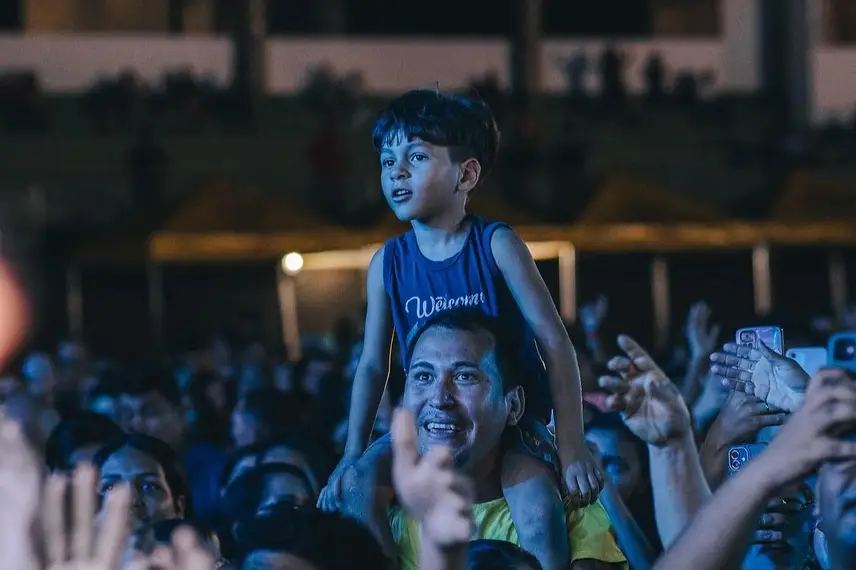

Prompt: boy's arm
xmin=345 ymin=248 xmax=395 ymax=456
xmin=490 ymin=229 xmax=589 ymax=475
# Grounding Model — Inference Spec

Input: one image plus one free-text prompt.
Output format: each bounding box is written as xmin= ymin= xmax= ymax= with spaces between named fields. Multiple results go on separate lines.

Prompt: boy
xmin=318 ymin=90 xmax=603 ymax=570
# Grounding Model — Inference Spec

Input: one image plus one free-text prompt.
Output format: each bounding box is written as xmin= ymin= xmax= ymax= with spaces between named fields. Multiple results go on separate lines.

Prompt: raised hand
xmin=598 ymin=335 xmax=691 ymax=446
xmin=391 ymin=408 xmax=473 ymax=548
xmin=0 ymin=410 xmax=41 ymax=570
xmin=710 ymin=341 xmax=809 ymax=412
xmin=685 ymin=302 xmax=720 ymax=359
xmin=580 ymin=295 xmax=608 ymax=333
xmin=705 ymin=390 xmax=787 ymax=450
xmin=43 ymin=464 xmax=132 ymax=570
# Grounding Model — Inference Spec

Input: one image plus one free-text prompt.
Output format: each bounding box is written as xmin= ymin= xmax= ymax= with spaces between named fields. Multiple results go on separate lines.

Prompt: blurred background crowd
xmin=1 ymin=0 xmax=856 ymax=569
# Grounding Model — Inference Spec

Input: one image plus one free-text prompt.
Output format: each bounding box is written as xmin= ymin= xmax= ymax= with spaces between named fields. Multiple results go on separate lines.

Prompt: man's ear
xmin=505 ymin=385 xmax=525 ymax=427
xmin=456 ymin=158 xmax=481 ymax=195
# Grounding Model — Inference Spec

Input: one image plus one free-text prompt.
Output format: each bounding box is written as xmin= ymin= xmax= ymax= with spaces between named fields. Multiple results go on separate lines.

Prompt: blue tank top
xmin=382 ymin=216 xmax=550 ymax=422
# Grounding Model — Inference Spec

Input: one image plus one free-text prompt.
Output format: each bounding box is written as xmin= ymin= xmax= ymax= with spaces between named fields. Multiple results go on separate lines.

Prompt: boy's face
xmin=379 ymin=135 xmax=463 ymax=222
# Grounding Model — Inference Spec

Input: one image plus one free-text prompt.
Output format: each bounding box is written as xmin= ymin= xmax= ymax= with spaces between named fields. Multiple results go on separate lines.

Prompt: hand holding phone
xmin=711 ymin=334 xmax=809 ymax=412
xmin=786 ymin=347 xmax=827 ymax=376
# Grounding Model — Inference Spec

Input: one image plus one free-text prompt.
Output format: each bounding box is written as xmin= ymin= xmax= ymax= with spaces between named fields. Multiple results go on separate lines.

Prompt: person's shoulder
xmin=565 ymin=501 xmax=627 ymax=566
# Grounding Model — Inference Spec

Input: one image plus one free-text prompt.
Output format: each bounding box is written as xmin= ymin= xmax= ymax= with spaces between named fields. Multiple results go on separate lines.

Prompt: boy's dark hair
xmin=45 ymin=412 xmax=124 ymax=472
xmin=404 ymin=308 xmax=522 ymax=390
xmin=373 ymin=89 xmax=500 ymax=174
xmin=93 ymin=433 xmax=193 ymax=517
xmin=468 ymin=539 xmax=542 ymax=570
xmin=236 ymin=507 xmax=389 ymax=569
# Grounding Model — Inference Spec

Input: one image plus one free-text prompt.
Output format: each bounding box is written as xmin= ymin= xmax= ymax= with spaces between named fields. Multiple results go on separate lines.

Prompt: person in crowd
xmin=321 ymin=88 xmax=601 ymax=570
xmin=235 ymin=506 xmax=389 ymax=570
xmin=94 ymin=433 xmax=192 ymax=533
xmin=648 ymin=368 xmax=856 ymax=570
xmin=118 ymin=362 xmax=185 ymax=450
xmin=45 ymin=411 xmax=124 ymax=472
xmin=468 ymin=539 xmax=543 ymax=570
xmin=585 ymin=411 xmax=660 ymax=553
xmin=230 ymin=388 xmax=295 ymax=448
xmin=346 ymin=309 xmax=624 ymax=569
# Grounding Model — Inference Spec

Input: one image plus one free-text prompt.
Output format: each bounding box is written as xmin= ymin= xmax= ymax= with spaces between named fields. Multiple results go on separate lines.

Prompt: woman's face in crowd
xmin=98 ymin=445 xmax=183 ymax=532
xmin=257 ymin=472 xmax=313 ymax=514
xmin=585 ymin=427 xmax=643 ymax=501
xmin=262 ymin=446 xmax=318 ymax=493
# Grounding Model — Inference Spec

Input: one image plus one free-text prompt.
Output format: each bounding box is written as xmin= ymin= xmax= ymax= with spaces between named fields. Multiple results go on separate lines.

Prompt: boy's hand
xmin=563 ymin=443 xmax=605 ymax=508
xmin=317 ymin=453 xmax=362 ymax=512
xmin=391 ymin=408 xmax=474 ymax=547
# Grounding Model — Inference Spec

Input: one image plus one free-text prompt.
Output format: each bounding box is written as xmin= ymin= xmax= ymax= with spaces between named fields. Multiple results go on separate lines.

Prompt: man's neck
xmin=467 ymin=451 xmax=504 ymax=503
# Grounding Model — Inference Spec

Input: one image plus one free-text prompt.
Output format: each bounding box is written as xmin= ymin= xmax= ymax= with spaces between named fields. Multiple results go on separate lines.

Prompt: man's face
xmin=818 ymin=459 xmax=856 ymax=547
xmin=402 ymin=325 xmax=518 ymax=471
xmin=379 ymin=135 xmax=462 ymax=222
xmin=120 ymin=392 xmax=182 ymax=447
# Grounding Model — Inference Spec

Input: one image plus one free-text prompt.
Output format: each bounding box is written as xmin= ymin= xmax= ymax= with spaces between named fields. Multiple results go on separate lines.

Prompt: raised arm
xmin=491 ymin=227 xmax=601 ymax=505
xmin=654 ymin=369 xmax=856 ymax=570
xmin=344 ymin=248 xmax=395 ymax=456
xmin=598 ymin=335 xmax=710 ymax=546
xmin=319 ymin=248 xmax=394 ymax=511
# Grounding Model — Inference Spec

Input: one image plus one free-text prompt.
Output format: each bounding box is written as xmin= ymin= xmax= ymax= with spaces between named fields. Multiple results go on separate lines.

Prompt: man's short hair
xmin=404 ymin=309 xmax=522 ymax=390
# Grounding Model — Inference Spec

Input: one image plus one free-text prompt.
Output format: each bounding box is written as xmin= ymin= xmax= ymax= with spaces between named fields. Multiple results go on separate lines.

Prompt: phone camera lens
xmin=740 ymin=331 xmax=755 ymax=343
xmin=834 ymin=339 xmax=856 ymax=362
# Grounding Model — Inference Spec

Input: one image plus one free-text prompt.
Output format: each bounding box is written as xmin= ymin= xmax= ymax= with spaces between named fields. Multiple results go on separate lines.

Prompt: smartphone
xmin=736 ymin=326 xmax=784 ymax=354
xmin=786 ymin=346 xmax=828 ymax=376
xmin=828 ymin=331 xmax=856 ymax=374
xmin=727 ymin=443 xmax=766 ymax=477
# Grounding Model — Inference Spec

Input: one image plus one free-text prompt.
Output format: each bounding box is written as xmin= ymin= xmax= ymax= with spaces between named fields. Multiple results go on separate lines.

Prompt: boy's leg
xmin=502 ymin=425 xmax=570 ymax=570
xmin=340 ymin=435 xmax=397 ymax=554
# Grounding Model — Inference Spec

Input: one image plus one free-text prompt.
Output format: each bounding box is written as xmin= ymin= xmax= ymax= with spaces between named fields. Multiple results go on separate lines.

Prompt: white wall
xmin=0 ymin=35 xmax=853 ymax=122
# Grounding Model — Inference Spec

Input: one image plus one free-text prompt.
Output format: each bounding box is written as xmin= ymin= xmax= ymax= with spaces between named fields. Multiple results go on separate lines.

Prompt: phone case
xmin=726 ymin=443 xmax=766 ymax=477
xmin=736 ymin=327 xmax=784 ymax=354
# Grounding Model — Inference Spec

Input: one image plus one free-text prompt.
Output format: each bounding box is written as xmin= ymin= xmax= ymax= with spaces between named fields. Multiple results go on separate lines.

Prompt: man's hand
xmin=391 ymin=408 xmax=473 ymax=548
xmin=598 ymin=335 xmax=691 ymax=446
xmin=43 ymin=465 xmax=132 ymax=570
xmin=317 ymin=453 xmax=361 ymax=512
xmin=705 ymin=390 xmax=787 ymax=451
xmin=686 ymin=301 xmax=720 ymax=360
xmin=580 ymin=295 xmax=608 ymax=334
xmin=710 ymin=341 xmax=809 ymax=412
xmin=756 ymin=368 xmax=856 ymax=489
xmin=563 ymin=443 xmax=605 ymax=508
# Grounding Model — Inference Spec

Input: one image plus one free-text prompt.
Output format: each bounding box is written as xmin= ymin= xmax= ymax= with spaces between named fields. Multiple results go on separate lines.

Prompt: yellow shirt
xmin=389 ymin=498 xmax=627 ymax=570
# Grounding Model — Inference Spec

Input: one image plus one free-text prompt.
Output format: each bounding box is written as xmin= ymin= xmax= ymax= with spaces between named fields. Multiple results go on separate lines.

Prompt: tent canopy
xmin=76 ymin=177 xmax=856 ymax=266
xmin=772 ymin=171 xmax=856 ymax=221
xmin=580 ymin=177 xmax=725 ymax=223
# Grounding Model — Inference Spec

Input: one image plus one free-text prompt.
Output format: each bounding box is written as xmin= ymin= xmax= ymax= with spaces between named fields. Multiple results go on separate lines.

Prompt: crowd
xmin=0 ymin=88 xmax=855 ymax=570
